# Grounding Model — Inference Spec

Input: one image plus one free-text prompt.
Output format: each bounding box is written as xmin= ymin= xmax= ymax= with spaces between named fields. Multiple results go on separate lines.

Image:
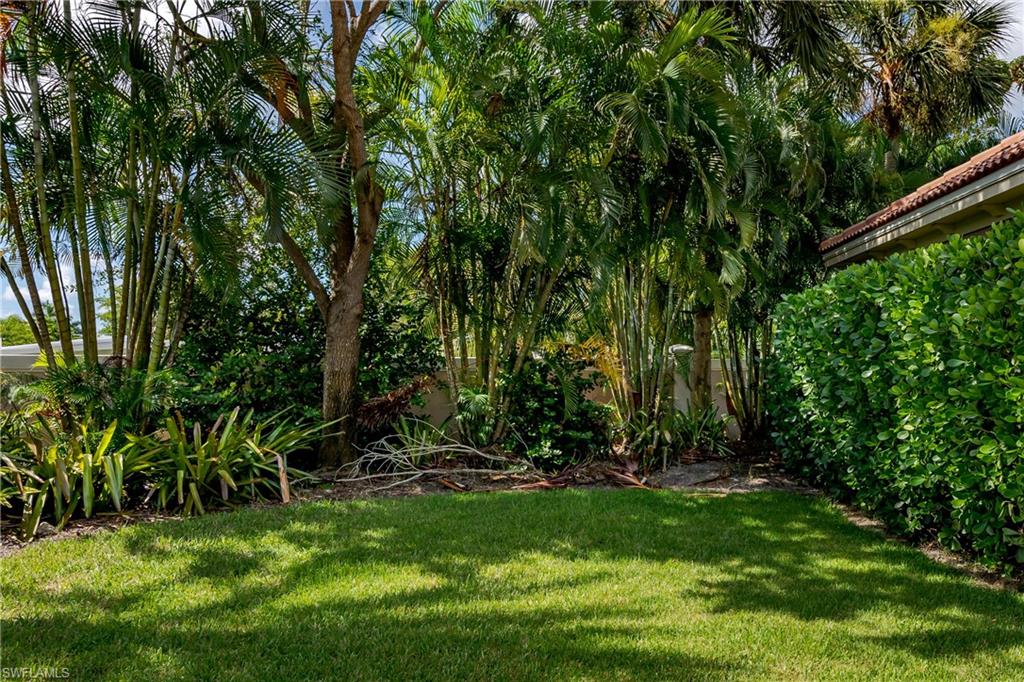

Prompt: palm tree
xmin=389 ymin=1 xmax=619 ymax=445
xmin=24 ymin=1 xmax=76 ymax=363
xmin=0 ymin=45 xmax=55 ymax=365
xmin=718 ymin=60 xmax=852 ymax=439
xmin=598 ymin=5 xmax=745 ymax=413
xmin=696 ymin=0 xmax=849 ymax=77
xmin=847 ymin=0 xmax=1012 ymax=172
xmin=60 ymin=0 xmax=98 ymax=363
xmin=1 ymin=0 xmax=242 ymax=384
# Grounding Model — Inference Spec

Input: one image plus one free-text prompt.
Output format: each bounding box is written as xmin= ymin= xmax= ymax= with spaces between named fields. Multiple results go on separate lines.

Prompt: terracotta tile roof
xmin=819 ymin=130 xmax=1024 ymax=253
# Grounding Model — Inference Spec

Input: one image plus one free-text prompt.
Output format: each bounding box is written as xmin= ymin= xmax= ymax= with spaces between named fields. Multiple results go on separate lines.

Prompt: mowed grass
xmin=2 ymin=490 xmax=1022 ymax=681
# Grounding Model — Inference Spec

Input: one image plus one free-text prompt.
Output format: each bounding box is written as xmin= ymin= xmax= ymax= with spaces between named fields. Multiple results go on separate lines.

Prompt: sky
xmin=4 ymin=1 xmax=1024 ymax=327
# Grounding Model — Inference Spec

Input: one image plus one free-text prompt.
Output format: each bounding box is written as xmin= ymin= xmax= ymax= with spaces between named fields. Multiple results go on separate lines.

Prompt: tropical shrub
xmin=125 ymin=408 xmax=317 ymax=515
xmin=171 ymin=250 xmax=327 ymax=424
xmin=173 ymin=245 xmax=441 ymax=428
xmin=502 ymin=351 xmax=612 ymax=469
xmin=768 ymin=217 xmax=1024 ymax=575
xmin=614 ymin=406 xmax=732 ymax=472
xmin=32 ymin=362 xmax=177 ymax=437
xmin=0 ymin=418 xmax=149 ymax=539
xmin=0 ymin=406 xmax=318 ymax=538
xmin=670 ymin=406 xmax=733 ymax=459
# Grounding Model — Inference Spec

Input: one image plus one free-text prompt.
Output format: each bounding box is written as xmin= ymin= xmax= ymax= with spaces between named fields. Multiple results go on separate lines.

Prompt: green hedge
xmin=768 ymin=216 xmax=1024 ymax=575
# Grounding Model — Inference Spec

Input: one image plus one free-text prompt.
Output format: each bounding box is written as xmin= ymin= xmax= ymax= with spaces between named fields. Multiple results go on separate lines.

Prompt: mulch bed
xmin=0 ymin=451 xmax=812 ymax=559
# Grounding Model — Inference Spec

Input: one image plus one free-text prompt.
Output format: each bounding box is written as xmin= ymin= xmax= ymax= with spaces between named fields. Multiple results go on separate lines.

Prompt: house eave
xmin=823 ymin=157 xmax=1024 ymax=268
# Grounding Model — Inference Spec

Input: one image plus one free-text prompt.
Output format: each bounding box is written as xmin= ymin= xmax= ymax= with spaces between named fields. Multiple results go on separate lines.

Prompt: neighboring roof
xmin=0 ymin=336 xmax=115 ymax=373
xmin=820 ymin=130 xmax=1024 ymax=253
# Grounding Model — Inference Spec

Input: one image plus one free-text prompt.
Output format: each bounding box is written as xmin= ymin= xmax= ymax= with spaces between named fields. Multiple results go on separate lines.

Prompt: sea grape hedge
xmin=767 ymin=216 xmax=1024 ymax=575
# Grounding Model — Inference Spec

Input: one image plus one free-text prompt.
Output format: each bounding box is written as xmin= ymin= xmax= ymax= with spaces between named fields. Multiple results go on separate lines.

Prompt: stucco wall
xmin=412 ymin=364 xmax=737 ymax=439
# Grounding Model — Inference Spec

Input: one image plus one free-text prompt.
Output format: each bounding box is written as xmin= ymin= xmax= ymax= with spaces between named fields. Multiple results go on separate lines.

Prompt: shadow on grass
xmin=3 ymin=490 xmax=1022 ymax=680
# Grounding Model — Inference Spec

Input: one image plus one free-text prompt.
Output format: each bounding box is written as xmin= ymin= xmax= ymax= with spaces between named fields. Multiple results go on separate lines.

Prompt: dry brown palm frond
xmin=356 ymin=375 xmax=434 ymax=433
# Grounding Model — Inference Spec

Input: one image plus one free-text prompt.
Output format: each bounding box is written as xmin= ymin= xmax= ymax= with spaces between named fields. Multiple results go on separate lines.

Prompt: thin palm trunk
xmin=64 ymin=0 xmax=97 ymax=362
xmin=162 ymin=273 xmax=193 ymax=367
xmin=27 ymin=7 xmax=75 ymax=363
xmin=146 ymin=236 xmax=177 ymax=377
xmin=131 ymin=214 xmax=169 ymax=370
xmin=690 ymin=305 xmax=713 ymax=412
xmin=0 ymin=123 xmax=54 ymax=367
xmin=128 ymin=159 xmax=163 ymax=365
xmin=92 ymin=195 xmax=117 ymax=341
xmin=115 ymin=131 xmax=137 ymax=358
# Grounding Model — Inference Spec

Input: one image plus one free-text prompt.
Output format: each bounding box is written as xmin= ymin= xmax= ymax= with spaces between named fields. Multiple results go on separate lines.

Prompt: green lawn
xmin=2 ymin=490 xmax=1022 ymax=681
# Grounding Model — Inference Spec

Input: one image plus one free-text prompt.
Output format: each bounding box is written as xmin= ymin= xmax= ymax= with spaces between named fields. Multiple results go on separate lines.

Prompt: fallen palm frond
xmin=512 ymin=462 xmax=649 ymax=490
xmin=333 ymin=419 xmax=651 ymax=493
xmin=332 ymin=419 xmax=534 ymax=491
xmin=356 ymin=376 xmax=434 ymax=433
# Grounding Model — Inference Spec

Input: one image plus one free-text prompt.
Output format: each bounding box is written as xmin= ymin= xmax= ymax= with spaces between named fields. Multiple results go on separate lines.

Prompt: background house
xmin=821 ymin=132 xmax=1024 ymax=266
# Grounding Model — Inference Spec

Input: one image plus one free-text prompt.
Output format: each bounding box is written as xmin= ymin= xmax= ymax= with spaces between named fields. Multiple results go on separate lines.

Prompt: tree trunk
xmin=690 ymin=306 xmax=713 ymax=412
xmin=146 ymin=238 xmax=177 ymax=377
xmin=64 ymin=0 xmax=98 ymax=363
xmin=128 ymin=163 xmax=164 ymax=367
xmin=162 ymin=273 xmax=193 ymax=368
xmin=115 ymin=132 xmax=137 ymax=359
xmin=320 ymin=293 xmax=365 ymax=467
xmin=884 ymin=135 xmax=901 ymax=173
xmin=316 ymin=0 xmax=386 ymax=467
xmin=27 ymin=8 xmax=75 ymax=364
xmin=94 ymin=196 xmax=118 ymax=342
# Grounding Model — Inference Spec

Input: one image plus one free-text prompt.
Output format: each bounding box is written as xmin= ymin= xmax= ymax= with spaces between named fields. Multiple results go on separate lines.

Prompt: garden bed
xmin=0 ymin=454 xmax=801 ymax=557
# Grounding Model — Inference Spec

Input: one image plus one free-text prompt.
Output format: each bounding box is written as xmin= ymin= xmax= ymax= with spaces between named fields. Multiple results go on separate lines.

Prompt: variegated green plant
xmin=6 ymin=418 xmax=130 ymax=540
xmin=126 ymin=408 xmax=318 ymax=516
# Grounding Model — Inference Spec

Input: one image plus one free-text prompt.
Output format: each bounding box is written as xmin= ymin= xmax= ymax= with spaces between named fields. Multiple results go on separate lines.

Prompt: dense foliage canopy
xmin=1 ymin=1 xmax=1021 ymax=569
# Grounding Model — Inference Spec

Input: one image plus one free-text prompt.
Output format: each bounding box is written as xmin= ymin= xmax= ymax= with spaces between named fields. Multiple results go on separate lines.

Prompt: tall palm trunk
xmin=162 ymin=273 xmax=193 ymax=368
xmin=884 ymin=134 xmax=901 ymax=173
xmin=27 ymin=7 xmax=75 ymax=364
xmin=92 ymin=193 xmax=117 ymax=342
xmin=128 ymin=159 xmax=163 ymax=366
xmin=115 ymin=131 xmax=137 ymax=358
xmin=115 ymin=3 xmax=143 ymax=357
xmin=146 ymin=237 xmax=177 ymax=377
xmin=131 ymin=221 xmax=167 ymax=370
xmin=690 ymin=305 xmax=713 ymax=412
xmin=0 ymin=124 xmax=54 ymax=367
xmin=63 ymin=0 xmax=97 ymax=362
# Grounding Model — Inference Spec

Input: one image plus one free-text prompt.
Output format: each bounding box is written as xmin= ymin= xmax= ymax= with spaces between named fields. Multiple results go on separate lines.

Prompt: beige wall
xmin=412 ymin=364 xmax=736 ymax=438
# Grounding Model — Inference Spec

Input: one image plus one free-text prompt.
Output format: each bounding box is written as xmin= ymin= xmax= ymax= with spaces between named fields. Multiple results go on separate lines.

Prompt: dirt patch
xmin=834 ymin=502 xmax=1021 ymax=592
xmin=650 ymin=460 xmax=814 ymax=493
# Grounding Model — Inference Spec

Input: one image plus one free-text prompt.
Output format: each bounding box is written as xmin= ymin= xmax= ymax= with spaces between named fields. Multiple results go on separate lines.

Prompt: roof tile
xmin=819 ymin=130 xmax=1024 ymax=253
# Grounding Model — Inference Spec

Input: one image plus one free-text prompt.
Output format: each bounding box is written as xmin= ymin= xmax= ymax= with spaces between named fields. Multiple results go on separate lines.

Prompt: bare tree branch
xmin=280 ymin=228 xmax=331 ymax=318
